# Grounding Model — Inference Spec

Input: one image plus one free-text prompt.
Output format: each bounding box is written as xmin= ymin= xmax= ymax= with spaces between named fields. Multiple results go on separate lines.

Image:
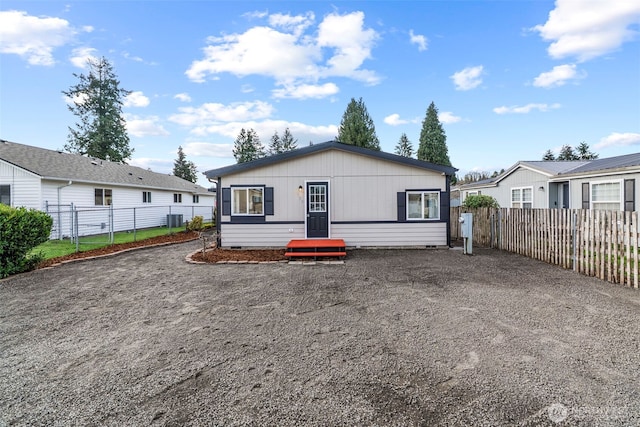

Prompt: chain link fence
xmin=44 ymin=203 xmax=214 ymax=247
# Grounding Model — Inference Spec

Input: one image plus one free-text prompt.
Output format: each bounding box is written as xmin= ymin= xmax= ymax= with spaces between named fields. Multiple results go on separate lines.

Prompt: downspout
xmin=446 ymin=174 xmax=452 ymax=247
xmin=56 ymin=180 xmax=72 ymax=240
xmin=215 ymin=177 xmax=222 ymax=246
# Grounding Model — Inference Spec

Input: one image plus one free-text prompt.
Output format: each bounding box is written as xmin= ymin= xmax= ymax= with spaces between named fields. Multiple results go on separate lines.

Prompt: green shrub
xmin=187 ymin=215 xmax=204 ymax=231
xmin=462 ymin=194 xmax=500 ymax=209
xmin=0 ymin=205 xmax=53 ymax=278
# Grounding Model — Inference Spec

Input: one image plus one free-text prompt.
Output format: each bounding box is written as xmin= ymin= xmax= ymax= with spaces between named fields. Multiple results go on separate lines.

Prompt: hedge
xmin=0 ymin=205 xmax=53 ymax=278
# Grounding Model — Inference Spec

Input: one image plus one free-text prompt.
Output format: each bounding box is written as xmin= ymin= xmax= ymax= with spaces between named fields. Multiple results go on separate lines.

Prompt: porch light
xmin=298 ymin=185 xmax=303 ymax=193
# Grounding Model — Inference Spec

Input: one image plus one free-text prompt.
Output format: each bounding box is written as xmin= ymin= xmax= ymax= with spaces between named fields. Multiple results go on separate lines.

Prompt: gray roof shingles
xmin=0 ymin=140 xmax=212 ymax=194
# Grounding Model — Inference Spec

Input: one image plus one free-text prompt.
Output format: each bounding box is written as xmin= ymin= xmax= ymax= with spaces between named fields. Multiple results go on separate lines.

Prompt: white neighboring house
xmin=458 ymin=153 xmax=640 ymax=211
xmin=0 ymin=139 xmax=215 ymax=237
xmin=204 ymin=140 xmax=457 ymax=248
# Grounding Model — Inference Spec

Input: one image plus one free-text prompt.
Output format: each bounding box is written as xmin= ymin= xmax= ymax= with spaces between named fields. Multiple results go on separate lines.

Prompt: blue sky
xmin=1 ymin=1 xmax=639 ymax=187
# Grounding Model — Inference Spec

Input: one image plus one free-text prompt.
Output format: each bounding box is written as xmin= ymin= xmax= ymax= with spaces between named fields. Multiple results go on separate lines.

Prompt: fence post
xmin=571 ymin=211 xmax=578 ymax=271
xmin=133 ymin=207 xmax=137 ymax=242
xmin=75 ymin=209 xmax=79 ymax=253
xmin=168 ymin=205 xmax=172 ymax=233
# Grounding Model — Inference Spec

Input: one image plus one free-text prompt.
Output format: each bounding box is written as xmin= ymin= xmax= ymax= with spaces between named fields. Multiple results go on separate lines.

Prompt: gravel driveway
xmin=1 ymin=241 xmax=639 ymax=426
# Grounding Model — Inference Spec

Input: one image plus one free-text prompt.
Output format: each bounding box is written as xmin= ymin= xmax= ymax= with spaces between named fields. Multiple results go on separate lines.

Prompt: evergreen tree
xmin=557 ymin=144 xmax=578 ymax=160
xmin=173 ymin=146 xmax=198 ymax=183
xmin=268 ymin=131 xmax=283 ymax=156
xmin=233 ymin=128 xmax=265 ymax=163
xmin=281 ymin=127 xmax=298 ymax=152
xmin=542 ymin=149 xmax=556 ymax=161
xmin=63 ymin=57 xmax=133 ymax=163
xmin=417 ymin=102 xmax=451 ymax=166
xmin=576 ymin=141 xmax=599 ymax=160
xmin=394 ymin=133 xmax=413 ymax=157
xmin=337 ymin=97 xmax=380 ymax=150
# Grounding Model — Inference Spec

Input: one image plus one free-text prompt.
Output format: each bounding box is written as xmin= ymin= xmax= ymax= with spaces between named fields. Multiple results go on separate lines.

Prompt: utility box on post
xmin=459 ymin=212 xmax=473 ymax=255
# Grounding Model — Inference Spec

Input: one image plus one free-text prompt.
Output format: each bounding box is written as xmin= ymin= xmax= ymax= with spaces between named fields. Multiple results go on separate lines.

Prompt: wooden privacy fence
xmin=450 ymin=207 xmax=639 ymax=288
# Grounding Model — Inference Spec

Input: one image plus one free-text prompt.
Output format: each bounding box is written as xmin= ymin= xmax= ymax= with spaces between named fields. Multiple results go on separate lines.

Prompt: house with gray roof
xmin=204 ymin=140 xmax=457 ymax=248
xmin=458 ymin=153 xmax=640 ymax=211
xmin=0 ymin=139 xmax=215 ymax=236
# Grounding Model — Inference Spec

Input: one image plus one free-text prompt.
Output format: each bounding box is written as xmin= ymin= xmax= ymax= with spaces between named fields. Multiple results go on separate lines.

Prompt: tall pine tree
xmin=281 ymin=127 xmax=298 ymax=152
xmin=576 ymin=141 xmax=598 ymax=160
xmin=63 ymin=57 xmax=133 ymax=163
xmin=233 ymin=128 xmax=265 ymax=163
xmin=417 ymin=102 xmax=451 ymax=166
xmin=173 ymin=146 xmax=198 ymax=183
xmin=394 ymin=133 xmax=413 ymax=158
xmin=337 ymin=97 xmax=380 ymax=150
xmin=268 ymin=131 xmax=283 ymax=156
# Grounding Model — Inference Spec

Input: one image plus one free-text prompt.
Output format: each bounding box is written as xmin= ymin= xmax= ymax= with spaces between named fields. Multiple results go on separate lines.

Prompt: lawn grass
xmin=33 ymin=225 xmax=188 ymax=260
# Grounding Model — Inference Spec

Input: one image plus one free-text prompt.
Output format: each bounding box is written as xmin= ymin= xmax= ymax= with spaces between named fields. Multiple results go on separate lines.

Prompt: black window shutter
xmin=222 ymin=188 xmax=231 ymax=215
xmin=582 ymin=182 xmax=590 ymax=210
xmin=397 ymin=192 xmax=406 ymax=222
xmin=440 ymin=191 xmax=450 ymax=222
xmin=264 ymin=187 xmax=274 ymax=215
xmin=624 ymin=179 xmax=635 ymax=212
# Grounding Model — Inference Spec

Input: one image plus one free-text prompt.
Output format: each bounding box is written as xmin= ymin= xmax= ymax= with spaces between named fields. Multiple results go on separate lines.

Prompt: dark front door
xmin=562 ymin=183 xmax=570 ymax=209
xmin=306 ymin=181 xmax=329 ymax=238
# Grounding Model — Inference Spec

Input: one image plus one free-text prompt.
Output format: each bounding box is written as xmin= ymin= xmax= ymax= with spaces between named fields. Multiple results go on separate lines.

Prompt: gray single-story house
xmin=204 ymin=140 xmax=457 ymax=248
xmin=458 ymin=152 xmax=640 ymax=211
xmin=0 ymin=139 xmax=216 ymax=236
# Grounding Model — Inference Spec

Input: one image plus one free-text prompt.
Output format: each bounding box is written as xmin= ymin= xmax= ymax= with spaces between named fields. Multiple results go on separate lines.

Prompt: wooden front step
xmin=285 ymin=239 xmax=346 ymax=259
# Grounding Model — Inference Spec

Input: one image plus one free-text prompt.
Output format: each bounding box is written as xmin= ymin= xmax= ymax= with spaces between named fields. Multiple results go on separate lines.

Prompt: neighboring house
xmin=204 ymin=140 xmax=457 ymax=248
xmin=458 ymin=152 xmax=640 ymax=211
xmin=0 ymin=139 xmax=215 ymax=235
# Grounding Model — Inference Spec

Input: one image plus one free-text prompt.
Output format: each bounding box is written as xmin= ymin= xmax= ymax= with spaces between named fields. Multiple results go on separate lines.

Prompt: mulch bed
xmin=190 ymin=248 xmax=287 ymax=263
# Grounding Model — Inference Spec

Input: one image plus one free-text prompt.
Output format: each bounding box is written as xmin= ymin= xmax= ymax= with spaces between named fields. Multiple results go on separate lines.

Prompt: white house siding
xmin=332 ymin=222 xmax=447 ymax=247
xmin=469 ymin=168 xmax=549 ymax=209
xmin=567 ymin=172 xmax=640 ymax=211
xmin=40 ymin=180 xmax=215 ymax=237
xmin=218 ymin=149 xmax=449 ymax=247
xmin=0 ymin=161 xmax=41 ymax=209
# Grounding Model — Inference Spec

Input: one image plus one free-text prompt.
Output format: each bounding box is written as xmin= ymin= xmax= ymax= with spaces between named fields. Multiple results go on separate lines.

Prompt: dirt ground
xmin=1 ymin=241 xmax=639 ymax=426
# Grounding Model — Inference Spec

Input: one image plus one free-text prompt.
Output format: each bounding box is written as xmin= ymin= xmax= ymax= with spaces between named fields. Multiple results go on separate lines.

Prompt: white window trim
xmin=590 ymin=179 xmax=623 ymax=211
xmin=173 ymin=193 xmax=182 ymax=203
xmin=95 ymin=188 xmax=113 ymax=206
xmin=231 ymin=186 xmax=264 ymax=216
xmin=406 ymin=191 xmax=440 ymax=221
xmin=142 ymin=191 xmax=151 ymax=204
xmin=511 ymin=186 xmax=533 ymax=209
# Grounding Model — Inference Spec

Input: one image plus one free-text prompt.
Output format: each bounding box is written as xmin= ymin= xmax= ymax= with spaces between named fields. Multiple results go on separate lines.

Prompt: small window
xmin=95 ymin=188 xmax=112 ymax=206
xmin=406 ymin=191 xmax=440 ymax=220
xmin=174 ymin=193 xmax=182 ymax=203
xmin=591 ymin=181 xmax=621 ymax=210
xmin=511 ymin=187 xmax=532 ymax=209
xmin=193 ymin=194 xmax=200 ymax=204
xmin=232 ymin=187 xmax=263 ymax=215
xmin=142 ymin=191 xmax=151 ymax=203
xmin=0 ymin=185 xmax=10 ymax=205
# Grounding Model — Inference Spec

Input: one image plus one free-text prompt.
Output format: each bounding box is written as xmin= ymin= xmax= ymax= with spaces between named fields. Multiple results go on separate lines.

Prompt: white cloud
xmin=493 ymin=103 xmax=561 ymax=114
xmin=533 ymin=64 xmax=586 ymax=88
xmin=0 ymin=10 xmax=89 ymax=66
xmin=438 ymin=112 xmax=462 ymax=124
xmin=384 ymin=114 xmax=408 ymax=126
xmin=129 ymin=157 xmax=173 ymax=173
xmin=63 ymin=92 xmax=89 ymax=106
xmin=533 ymin=0 xmax=640 ymax=62
xmin=169 ymin=101 xmax=274 ymax=127
xmin=69 ymin=47 xmax=97 ymax=68
xmin=185 ymin=11 xmax=380 ymax=86
xmin=269 ymin=12 xmax=315 ymax=37
xmin=409 ymin=29 xmax=428 ymax=51
xmin=451 ymin=65 xmax=484 ymax=91
xmin=124 ymin=91 xmax=150 ymax=108
xmin=125 ymin=115 xmax=169 ymax=137
xmin=174 ymin=93 xmax=192 ymax=102
xmin=272 ymin=82 xmax=339 ymax=99
xmin=183 ymin=142 xmax=235 ymax=158
xmin=188 ymin=120 xmax=338 ymax=145
xmin=594 ymin=132 xmax=640 ymax=149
